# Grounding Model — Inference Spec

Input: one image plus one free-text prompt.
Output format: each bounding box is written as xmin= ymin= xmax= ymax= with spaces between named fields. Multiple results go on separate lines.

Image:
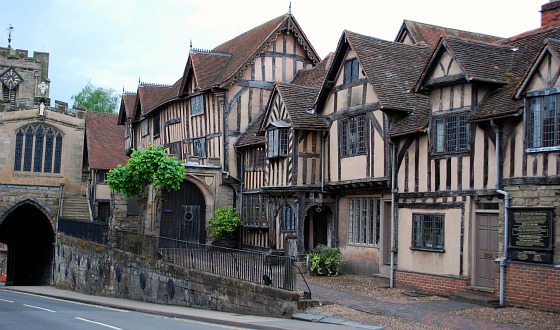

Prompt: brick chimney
xmin=542 ymin=0 xmax=560 ymax=26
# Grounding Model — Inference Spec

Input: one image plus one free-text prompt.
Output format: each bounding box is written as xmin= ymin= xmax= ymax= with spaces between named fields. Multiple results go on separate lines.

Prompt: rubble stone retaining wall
xmin=52 ymin=235 xmax=300 ymax=318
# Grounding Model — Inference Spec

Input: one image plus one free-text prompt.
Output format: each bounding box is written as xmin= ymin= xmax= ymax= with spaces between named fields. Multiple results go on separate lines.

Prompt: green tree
xmin=106 ymin=145 xmax=186 ymax=198
xmin=71 ymin=81 xmax=119 ymax=113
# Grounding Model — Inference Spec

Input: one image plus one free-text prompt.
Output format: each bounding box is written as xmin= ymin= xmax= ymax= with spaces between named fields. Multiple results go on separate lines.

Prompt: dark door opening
xmin=304 ymin=206 xmax=330 ymax=250
xmin=0 ymin=203 xmax=54 ymax=285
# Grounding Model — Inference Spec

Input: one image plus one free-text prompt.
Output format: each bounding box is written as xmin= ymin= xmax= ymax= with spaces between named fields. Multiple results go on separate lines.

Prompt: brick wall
xmin=395 ymin=270 xmax=468 ymax=296
xmin=502 ymin=262 xmax=560 ymax=313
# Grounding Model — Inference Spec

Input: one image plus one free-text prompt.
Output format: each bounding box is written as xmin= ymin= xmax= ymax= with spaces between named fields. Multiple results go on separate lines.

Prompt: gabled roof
xmin=316 ymin=30 xmax=431 ymax=113
xmin=85 ymin=112 xmax=129 ymax=170
xmin=395 ymin=20 xmax=503 ymax=47
xmin=132 ymin=84 xmax=171 ymax=120
xmin=117 ymin=92 xmax=136 ymax=125
xmin=179 ymin=13 xmax=320 ymax=94
xmin=147 ymin=78 xmax=182 ymax=115
xmin=290 ymin=52 xmax=334 ymax=88
xmin=515 ymin=38 xmax=560 ymax=98
xmin=471 ymin=24 xmax=560 ymax=121
xmin=414 ymin=36 xmax=514 ymax=93
xmin=388 ymin=107 xmax=429 ymax=137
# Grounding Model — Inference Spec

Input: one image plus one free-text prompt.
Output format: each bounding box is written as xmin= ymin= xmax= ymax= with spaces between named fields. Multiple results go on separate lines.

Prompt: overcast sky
xmin=2 ymin=0 xmax=546 ymax=108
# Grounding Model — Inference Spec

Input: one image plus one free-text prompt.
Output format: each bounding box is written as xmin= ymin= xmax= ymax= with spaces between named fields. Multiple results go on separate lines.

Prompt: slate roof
xmin=472 ymin=24 xmax=560 ymax=121
xmin=183 ymin=13 xmax=320 ymax=93
xmin=415 ymin=36 xmax=514 ymax=92
xmin=343 ymin=30 xmax=431 ymax=112
xmin=397 ymin=20 xmax=503 ymax=47
xmin=85 ymin=112 xmax=129 ymax=169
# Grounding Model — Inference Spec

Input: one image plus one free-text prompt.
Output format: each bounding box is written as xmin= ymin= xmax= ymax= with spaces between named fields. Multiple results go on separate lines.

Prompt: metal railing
xmin=58 ymin=218 xmax=109 ymax=244
xmin=115 ymin=230 xmax=295 ymax=291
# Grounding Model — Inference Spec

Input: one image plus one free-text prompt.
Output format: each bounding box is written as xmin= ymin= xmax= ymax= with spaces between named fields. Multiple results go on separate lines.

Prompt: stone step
xmin=61 ymin=194 xmax=91 ymax=221
xmin=450 ymin=291 xmax=500 ymax=308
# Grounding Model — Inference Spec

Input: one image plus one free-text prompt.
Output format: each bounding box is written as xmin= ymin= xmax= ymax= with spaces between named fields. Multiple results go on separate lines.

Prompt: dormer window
xmin=526 ymin=93 xmax=560 ymax=150
xmin=267 ymin=128 xmax=288 ymax=158
xmin=191 ymin=94 xmax=204 ymax=116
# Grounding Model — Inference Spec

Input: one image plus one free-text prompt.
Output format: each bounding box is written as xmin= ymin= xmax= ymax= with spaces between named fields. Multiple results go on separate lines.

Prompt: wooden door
xmin=475 ymin=213 xmax=499 ymax=288
xmin=161 ymin=181 xmax=206 ymax=244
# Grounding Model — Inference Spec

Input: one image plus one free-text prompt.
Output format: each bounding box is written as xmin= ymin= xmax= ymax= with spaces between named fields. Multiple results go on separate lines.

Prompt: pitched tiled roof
xmin=291 ymin=53 xmax=334 ymax=88
xmin=397 ymin=20 xmax=503 ymax=47
xmin=85 ymin=112 xmax=129 ymax=169
xmin=276 ymin=83 xmax=327 ymax=130
xmin=345 ymin=30 xmax=431 ymax=112
xmin=388 ymin=107 xmax=429 ymax=137
xmin=133 ymin=84 xmax=171 ymax=119
xmin=117 ymin=93 xmax=136 ymax=124
xmin=184 ymin=14 xmax=320 ymax=93
xmin=147 ymin=78 xmax=182 ymax=115
xmin=235 ymin=110 xmax=265 ymax=147
xmin=415 ymin=36 xmax=514 ymax=92
xmin=471 ymin=25 xmax=560 ymax=121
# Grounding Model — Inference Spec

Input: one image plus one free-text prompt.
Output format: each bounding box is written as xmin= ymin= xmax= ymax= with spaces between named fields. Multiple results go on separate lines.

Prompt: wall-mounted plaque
xmin=509 ymin=208 xmax=553 ymax=263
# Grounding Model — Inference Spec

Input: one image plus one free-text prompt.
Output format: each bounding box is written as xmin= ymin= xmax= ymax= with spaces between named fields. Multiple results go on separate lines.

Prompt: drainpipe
xmin=390 ymin=142 xmax=397 ymax=288
xmin=491 ymin=120 xmax=511 ymax=306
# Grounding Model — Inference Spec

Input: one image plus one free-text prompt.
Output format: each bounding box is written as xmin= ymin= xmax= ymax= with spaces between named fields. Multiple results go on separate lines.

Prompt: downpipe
xmin=390 ymin=142 xmax=397 ymax=289
xmin=491 ymin=120 xmax=510 ymax=306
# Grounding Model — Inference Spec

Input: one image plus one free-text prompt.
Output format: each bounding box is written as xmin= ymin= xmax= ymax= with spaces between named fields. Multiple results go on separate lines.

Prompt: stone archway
xmin=0 ymin=202 xmax=55 ymax=285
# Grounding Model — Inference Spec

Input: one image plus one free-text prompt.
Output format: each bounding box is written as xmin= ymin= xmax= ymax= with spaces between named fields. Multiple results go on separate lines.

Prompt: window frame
xmin=153 ymin=112 xmax=160 ymax=138
xmin=343 ymin=58 xmax=359 ymax=85
xmin=14 ymin=124 xmax=62 ymax=174
xmin=190 ymin=94 xmax=204 ymax=116
xmin=242 ymin=194 xmax=269 ymax=227
xmin=141 ymin=119 xmax=149 ymax=137
xmin=431 ymin=111 xmax=470 ymax=155
xmin=526 ymin=92 xmax=560 ymax=152
xmin=347 ymin=197 xmax=380 ymax=246
xmin=411 ymin=213 xmax=445 ymax=251
xmin=192 ymin=137 xmax=206 ymax=158
xmin=340 ymin=115 xmax=366 ymax=157
xmin=245 ymin=146 xmax=265 ymax=170
xmin=280 ymin=204 xmax=295 ymax=232
xmin=266 ymin=128 xmax=288 ymax=158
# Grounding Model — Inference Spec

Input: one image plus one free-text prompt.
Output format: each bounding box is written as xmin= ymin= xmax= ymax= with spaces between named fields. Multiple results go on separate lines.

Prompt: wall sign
xmin=509 ymin=208 xmax=554 ymax=263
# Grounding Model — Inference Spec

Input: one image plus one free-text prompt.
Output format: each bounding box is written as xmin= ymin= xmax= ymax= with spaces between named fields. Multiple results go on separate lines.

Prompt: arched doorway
xmin=161 ymin=180 xmax=206 ymax=244
xmin=0 ymin=203 xmax=54 ymax=285
xmin=304 ymin=205 xmax=332 ymax=251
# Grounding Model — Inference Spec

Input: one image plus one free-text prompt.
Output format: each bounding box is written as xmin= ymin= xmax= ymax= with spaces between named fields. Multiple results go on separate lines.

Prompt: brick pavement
xmin=297 ymin=280 xmax=529 ymax=330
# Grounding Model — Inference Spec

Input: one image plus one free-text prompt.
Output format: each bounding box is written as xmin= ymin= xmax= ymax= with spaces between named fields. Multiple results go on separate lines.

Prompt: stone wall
xmin=53 ymin=235 xmax=300 ymax=318
xmin=0 ymin=183 xmax=60 ymax=226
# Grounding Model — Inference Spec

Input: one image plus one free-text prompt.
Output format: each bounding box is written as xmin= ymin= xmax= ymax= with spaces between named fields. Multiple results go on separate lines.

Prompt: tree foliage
xmin=208 ymin=207 xmax=242 ymax=240
xmin=72 ymin=81 xmax=119 ymax=113
xmin=106 ymin=145 xmax=186 ymax=198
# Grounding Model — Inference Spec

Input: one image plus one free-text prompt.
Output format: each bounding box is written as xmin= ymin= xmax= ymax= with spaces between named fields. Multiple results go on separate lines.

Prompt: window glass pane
xmin=33 ymin=126 xmax=44 ymax=172
xmin=23 ymin=126 xmax=33 ymax=172
xmin=344 ymin=60 xmax=351 ymax=84
xmin=532 ymin=97 xmax=542 ymax=148
xmin=14 ymin=130 xmax=23 ymax=171
xmin=191 ymin=95 xmax=204 ymax=115
xmin=54 ymin=134 xmax=62 ymax=173
xmin=375 ymin=199 xmax=381 ymax=245
xmin=44 ymin=129 xmax=54 ymax=173
xmin=352 ymin=59 xmax=359 ymax=82
xmin=348 ymin=199 xmax=354 ymax=243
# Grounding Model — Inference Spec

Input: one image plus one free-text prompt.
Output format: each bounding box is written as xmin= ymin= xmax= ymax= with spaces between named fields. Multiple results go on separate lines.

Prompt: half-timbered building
xmin=389 ymin=0 xmax=560 ymax=312
xmin=118 ymin=12 xmax=320 ymax=244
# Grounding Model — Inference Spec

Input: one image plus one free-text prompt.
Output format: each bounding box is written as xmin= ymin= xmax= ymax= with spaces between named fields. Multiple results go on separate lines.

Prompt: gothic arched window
xmin=14 ymin=124 xmax=62 ymax=174
xmin=280 ymin=204 xmax=295 ymax=232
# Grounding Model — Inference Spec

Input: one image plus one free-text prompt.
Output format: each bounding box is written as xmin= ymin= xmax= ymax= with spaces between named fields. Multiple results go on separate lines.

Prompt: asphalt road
xmin=0 ymin=289 xmax=250 ymax=330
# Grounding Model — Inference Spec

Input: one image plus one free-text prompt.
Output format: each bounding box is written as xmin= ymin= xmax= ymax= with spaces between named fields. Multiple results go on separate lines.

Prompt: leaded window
xmin=280 ymin=204 xmax=295 ymax=231
xmin=245 ymin=147 xmax=265 ymax=170
xmin=348 ymin=197 xmax=380 ymax=245
xmin=267 ymin=128 xmax=288 ymax=158
xmin=191 ymin=95 xmax=204 ymax=116
xmin=432 ymin=112 xmax=469 ymax=154
xmin=153 ymin=112 xmax=160 ymax=138
xmin=242 ymin=194 xmax=269 ymax=227
xmin=14 ymin=124 xmax=62 ymax=174
xmin=340 ymin=115 xmax=366 ymax=157
xmin=412 ymin=214 xmax=444 ymax=250
xmin=527 ymin=93 xmax=560 ymax=150
xmin=141 ymin=119 xmax=149 ymax=137
xmin=344 ymin=58 xmax=359 ymax=84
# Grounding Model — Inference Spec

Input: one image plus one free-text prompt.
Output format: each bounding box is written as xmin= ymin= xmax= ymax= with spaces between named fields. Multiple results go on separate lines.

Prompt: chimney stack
xmin=542 ymin=0 xmax=560 ymax=26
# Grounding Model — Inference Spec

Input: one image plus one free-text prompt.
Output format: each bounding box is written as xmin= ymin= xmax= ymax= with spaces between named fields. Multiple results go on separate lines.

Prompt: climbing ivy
xmin=106 ymin=145 xmax=186 ymax=198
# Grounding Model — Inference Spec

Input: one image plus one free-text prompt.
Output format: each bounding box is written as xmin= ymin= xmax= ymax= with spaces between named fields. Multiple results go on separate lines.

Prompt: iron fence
xmin=58 ymin=218 xmax=109 ymax=244
xmin=115 ymin=230 xmax=295 ymax=291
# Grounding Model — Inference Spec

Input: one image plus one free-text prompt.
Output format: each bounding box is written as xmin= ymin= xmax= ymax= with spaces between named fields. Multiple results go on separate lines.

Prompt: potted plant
xmin=309 ymin=244 xmax=341 ymax=276
xmin=208 ymin=207 xmax=242 ymax=247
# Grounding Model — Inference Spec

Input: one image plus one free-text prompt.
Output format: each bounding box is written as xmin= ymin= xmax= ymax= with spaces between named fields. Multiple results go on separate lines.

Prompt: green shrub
xmin=208 ymin=207 xmax=242 ymax=240
xmin=309 ymin=244 xmax=341 ymax=276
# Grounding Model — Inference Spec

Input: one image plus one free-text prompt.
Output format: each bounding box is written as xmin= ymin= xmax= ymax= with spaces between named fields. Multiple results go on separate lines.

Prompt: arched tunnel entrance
xmin=0 ymin=203 xmax=55 ymax=285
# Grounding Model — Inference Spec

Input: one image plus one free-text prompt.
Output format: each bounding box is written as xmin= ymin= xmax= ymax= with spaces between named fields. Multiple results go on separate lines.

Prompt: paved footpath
xmin=296 ymin=280 xmax=530 ymax=330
